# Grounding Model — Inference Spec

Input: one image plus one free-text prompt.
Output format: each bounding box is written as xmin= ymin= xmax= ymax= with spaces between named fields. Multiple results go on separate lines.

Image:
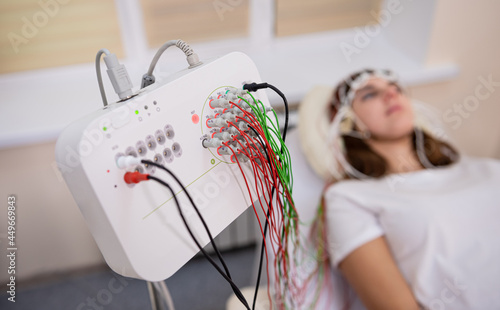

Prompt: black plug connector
xmin=141 ymin=74 xmax=156 ymax=89
xmin=243 ymin=82 xmax=269 ymax=92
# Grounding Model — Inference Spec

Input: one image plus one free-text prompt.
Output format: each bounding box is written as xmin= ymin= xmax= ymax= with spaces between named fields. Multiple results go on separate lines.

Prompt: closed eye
xmin=362 ymin=91 xmax=378 ymax=101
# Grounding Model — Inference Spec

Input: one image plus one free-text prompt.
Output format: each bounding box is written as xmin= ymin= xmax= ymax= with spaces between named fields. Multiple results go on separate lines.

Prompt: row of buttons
xmin=116 ymin=124 xmax=183 ymax=174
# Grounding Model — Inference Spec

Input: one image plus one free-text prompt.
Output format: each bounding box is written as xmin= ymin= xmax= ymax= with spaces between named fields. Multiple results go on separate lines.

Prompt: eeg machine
xmin=55 ymin=40 xmax=295 ymax=310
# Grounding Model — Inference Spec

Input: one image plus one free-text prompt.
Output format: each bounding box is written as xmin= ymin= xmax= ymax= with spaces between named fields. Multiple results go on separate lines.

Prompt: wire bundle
xmin=203 ymin=84 xmax=308 ymax=309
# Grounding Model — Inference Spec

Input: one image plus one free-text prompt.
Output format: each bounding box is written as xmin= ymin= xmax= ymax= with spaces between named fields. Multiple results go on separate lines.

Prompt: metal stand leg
xmin=147 ymin=281 xmax=176 ymax=310
xmin=147 ymin=282 xmax=160 ymax=310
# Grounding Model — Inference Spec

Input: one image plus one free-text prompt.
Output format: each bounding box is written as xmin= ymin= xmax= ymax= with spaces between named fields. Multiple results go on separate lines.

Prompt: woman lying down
xmin=313 ymin=69 xmax=500 ymax=310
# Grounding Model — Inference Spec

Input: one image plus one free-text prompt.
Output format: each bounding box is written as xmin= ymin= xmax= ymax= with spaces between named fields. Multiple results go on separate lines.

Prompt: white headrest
xmin=297 ymin=85 xmax=334 ymax=181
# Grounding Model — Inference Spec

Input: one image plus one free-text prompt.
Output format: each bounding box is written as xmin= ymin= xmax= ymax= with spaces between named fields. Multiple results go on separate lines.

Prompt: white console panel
xmin=55 ymin=52 xmax=270 ymax=281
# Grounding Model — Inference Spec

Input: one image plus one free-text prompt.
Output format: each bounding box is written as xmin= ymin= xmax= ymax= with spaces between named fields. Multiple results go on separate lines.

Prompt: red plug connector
xmin=124 ymin=171 xmax=149 ymax=184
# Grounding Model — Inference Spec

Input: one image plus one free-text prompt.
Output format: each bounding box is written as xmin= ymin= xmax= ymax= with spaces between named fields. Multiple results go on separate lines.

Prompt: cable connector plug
xmin=116 ymin=156 xmax=141 ymax=169
xmin=124 ymin=171 xmax=149 ymax=184
xmin=186 ymin=53 xmax=202 ymax=68
xmin=202 ymin=138 xmax=223 ymax=148
xmin=104 ymin=53 xmax=134 ymax=101
xmin=140 ymin=74 xmax=155 ymax=89
xmin=243 ymin=82 xmax=269 ymax=92
xmin=141 ymin=39 xmax=203 ymax=89
xmin=175 ymin=39 xmax=202 ymax=68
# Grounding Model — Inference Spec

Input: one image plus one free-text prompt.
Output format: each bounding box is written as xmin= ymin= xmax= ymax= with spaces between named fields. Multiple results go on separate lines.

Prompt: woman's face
xmin=350 ymin=77 xmax=414 ymax=140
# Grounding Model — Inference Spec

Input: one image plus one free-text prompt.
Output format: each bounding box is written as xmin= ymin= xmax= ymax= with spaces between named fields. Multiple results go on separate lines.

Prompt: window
xmin=140 ymin=0 xmax=249 ymax=47
xmin=0 ymin=0 xmax=384 ymax=75
xmin=276 ymin=0 xmax=383 ymax=37
xmin=0 ymin=0 xmax=123 ymax=74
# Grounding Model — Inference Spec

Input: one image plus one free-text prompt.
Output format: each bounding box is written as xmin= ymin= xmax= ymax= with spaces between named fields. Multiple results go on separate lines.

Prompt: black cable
xmin=147 ymin=175 xmax=250 ymax=310
xmin=243 ymin=82 xmax=289 ymax=142
xmin=143 ymin=160 xmax=249 ymax=309
xmin=248 ymin=126 xmax=276 ymax=310
xmin=243 ymin=83 xmax=289 ymax=310
xmin=142 ymin=160 xmax=231 ymax=278
xmin=247 ymin=125 xmax=273 ymax=169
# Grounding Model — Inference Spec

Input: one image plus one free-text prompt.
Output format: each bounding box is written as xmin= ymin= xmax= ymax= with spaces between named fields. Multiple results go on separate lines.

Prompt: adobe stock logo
xmin=427 ymin=277 xmax=467 ymax=310
xmin=7 ymin=0 xmax=72 ymax=53
xmin=52 ymin=120 xmax=110 ymax=181
xmin=213 ymin=0 xmax=244 ymax=21
xmin=339 ymin=0 xmax=408 ymax=63
xmin=187 ymin=164 xmax=235 ymax=214
xmin=52 ymin=105 xmax=131 ymax=182
xmin=75 ymin=275 xmax=129 ymax=310
xmin=442 ymin=74 xmax=500 ymax=130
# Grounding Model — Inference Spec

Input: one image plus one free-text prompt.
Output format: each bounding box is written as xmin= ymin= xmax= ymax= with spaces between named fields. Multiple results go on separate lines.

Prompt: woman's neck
xmin=367 ymin=134 xmax=423 ymax=174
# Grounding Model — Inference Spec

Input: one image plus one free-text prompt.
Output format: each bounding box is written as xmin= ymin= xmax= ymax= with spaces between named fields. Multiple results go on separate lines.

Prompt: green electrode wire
xmin=240 ymin=94 xmax=294 ymax=194
xmin=248 ymin=89 xmax=331 ymax=309
xmin=238 ymin=92 xmax=302 ymax=309
xmin=245 ymin=93 xmax=328 ymax=310
xmin=238 ymin=94 xmax=295 ymax=214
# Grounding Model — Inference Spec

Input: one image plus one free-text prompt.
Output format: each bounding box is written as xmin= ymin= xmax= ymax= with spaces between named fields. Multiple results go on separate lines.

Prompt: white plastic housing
xmin=55 ymin=52 xmax=271 ymax=281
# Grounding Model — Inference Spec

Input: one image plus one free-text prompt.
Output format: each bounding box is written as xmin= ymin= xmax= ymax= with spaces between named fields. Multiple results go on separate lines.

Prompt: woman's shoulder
xmin=325 ymin=177 xmax=385 ymax=200
xmin=462 ymin=155 xmax=500 ymax=166
xmin=326 ymin=178 xmax=362 ymax=194
xmin=455 ymin=155 xmax=500 ymax=176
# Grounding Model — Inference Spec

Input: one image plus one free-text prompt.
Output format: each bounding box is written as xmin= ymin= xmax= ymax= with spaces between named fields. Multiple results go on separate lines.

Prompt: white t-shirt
xmin=325 ymin=156 xmax=500 ymax=310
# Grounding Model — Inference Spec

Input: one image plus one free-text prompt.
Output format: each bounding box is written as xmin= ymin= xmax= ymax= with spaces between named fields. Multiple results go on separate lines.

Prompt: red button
xmin=192 ymin=114 xmax=199 ymax=124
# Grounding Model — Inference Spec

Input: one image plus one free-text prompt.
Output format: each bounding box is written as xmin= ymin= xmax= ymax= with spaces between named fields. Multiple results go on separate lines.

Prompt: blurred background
xmin=1 ymin=0 xmax=499 ymax=309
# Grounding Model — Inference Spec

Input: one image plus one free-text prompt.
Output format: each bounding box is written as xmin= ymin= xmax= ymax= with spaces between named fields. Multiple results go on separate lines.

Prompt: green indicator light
xmin=225 ymin=90 xmax=230 ymax=94
xmin=135 ymin=110 xmax=139 ymax=115
xmin=211 ymin=159 xmax=215 ymax=165
xmin=103 ymin=127 xmax=107 ymax=131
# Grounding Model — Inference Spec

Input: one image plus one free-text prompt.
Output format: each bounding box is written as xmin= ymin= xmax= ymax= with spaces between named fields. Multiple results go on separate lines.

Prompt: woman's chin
xmin=372 ymin=129 xmax=414 ymax=142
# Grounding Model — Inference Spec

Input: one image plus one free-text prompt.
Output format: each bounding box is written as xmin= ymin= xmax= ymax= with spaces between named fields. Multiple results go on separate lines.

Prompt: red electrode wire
xmin=230 ymin=101 xmax=292 ymax=256
xmin=226 ymin=123 xmax=282 ymax=246
xmin=205 ymin=95 xmax=297 ymax=310
xmin=223 ymin=141 xmax=275 ymax=306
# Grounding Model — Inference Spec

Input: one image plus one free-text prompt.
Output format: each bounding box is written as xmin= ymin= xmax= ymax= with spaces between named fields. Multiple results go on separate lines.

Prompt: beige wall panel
xmin=409 ymin=0 xmax=500 ymax=158
xmin=276 ymin=0 xmax=382 ymax=36
xmin=0 ymin=141 xmax=103 ymax=283
xmin=141 ymin=0 xmax=249 ymax=47
xmin=0 ymin=0 xmax=124 ymax=74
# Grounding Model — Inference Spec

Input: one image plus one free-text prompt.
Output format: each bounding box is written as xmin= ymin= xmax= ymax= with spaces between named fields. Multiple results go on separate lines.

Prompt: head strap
xmin=338 ymin=69 xmax=398 ymax=107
